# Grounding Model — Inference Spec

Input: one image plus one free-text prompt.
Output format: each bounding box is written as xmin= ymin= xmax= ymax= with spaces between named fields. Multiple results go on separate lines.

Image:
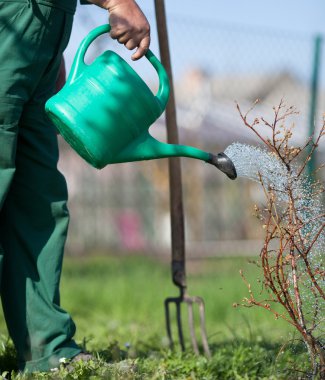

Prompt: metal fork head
xmin=164 ymin=289 xmax=211 ymax=358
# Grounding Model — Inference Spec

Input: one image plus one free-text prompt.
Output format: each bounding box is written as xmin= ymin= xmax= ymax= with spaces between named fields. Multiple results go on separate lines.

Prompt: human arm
xmin=82 ymin=0 xmax=150 ymax=60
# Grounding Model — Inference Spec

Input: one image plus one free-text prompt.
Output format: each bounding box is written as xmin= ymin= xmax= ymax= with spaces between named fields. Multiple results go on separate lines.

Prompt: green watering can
xmin=45 ymin=25 xmax=236 ymax=179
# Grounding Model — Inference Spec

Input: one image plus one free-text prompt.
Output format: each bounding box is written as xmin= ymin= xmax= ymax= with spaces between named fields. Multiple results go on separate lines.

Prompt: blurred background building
xmin=58 ymin=1 xmax=325 ymax=256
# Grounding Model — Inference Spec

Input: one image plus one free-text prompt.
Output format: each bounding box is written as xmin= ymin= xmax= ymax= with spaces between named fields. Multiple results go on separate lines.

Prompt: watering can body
xmin=46 ymin=24 xmax=170 ymax=169
xmin=45 ymin=25 xmax=237 ymax=179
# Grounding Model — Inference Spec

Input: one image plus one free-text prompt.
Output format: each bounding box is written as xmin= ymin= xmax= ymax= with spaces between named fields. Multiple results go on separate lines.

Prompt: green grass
xmin=0 ymin=255 xmax=312 ymax=379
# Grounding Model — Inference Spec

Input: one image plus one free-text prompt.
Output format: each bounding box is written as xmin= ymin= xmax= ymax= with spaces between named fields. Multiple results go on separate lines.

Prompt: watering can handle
xmin=67 ymin=24 xmax=170 ymax=111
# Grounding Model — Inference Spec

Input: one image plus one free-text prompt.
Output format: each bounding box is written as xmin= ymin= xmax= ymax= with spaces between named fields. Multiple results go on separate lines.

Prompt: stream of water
xmin=224 ymin=142 xmax=324 ymax=327
xmin=224 ymin=142 xmax=324 ymax=253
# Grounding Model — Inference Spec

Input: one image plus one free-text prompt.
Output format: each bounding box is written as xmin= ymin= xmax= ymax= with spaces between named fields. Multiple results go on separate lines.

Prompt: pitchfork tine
xmin=187 ymin=299 xmax=199 ymax=355
xmin=165 ymin=296 xmax=186 ymax=351
xmin=164 ymin=298 xmax=173 ymax=349
xmin=198 ymin=297 xmax=212 ymax=358
xmin=176 ymin=301 xmax=185 ymax=351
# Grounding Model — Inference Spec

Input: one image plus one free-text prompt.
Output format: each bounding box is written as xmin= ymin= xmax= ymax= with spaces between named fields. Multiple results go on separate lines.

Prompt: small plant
xmin=235 ymin=99 xmax=325 ymax=378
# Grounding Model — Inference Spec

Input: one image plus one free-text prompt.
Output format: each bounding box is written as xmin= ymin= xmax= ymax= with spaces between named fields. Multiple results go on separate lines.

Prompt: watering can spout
xmin=113 ymin=133 xmax=237 ymax=180
xmin=206 ymin=152 xmax=237 ymax=180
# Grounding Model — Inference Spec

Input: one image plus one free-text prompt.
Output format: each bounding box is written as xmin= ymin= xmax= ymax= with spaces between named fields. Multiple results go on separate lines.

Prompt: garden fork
xmin=164 ymin=260 xmax=211 ymax=357
xmin=154 ymin=0 xmax=211 ymax=358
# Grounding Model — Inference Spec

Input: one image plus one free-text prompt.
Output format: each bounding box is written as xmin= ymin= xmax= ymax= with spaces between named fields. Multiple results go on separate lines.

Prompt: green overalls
xmin=0 ymin=0 xmax=84 ymax=372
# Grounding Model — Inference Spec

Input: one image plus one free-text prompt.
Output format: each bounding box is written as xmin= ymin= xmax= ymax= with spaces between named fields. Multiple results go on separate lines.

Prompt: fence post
xmin=307 ymin=35 xmax=322 ymax=177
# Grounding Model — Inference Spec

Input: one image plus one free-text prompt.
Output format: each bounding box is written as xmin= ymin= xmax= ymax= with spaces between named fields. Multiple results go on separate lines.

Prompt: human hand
xmin=88 ymin=0 xmax=150 ymax=60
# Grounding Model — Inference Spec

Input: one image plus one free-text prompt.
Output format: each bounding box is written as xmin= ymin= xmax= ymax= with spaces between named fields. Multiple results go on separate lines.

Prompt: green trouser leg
xmin=0 ymin=1 xmax=81 ymax=372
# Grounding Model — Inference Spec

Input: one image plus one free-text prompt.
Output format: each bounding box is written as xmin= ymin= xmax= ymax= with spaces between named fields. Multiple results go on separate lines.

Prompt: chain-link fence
xmin=59 ymin=10 xmax=325 ymax=256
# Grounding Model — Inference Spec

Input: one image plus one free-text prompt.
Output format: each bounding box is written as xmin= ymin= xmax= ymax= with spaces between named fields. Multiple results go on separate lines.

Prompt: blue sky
xmin=148 ymin=0 xmax=325 ymax=35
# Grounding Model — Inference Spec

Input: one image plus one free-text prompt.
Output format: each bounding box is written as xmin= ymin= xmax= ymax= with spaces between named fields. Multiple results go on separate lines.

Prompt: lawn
xmin=0 ymin=255 xmax=311 ymax=379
